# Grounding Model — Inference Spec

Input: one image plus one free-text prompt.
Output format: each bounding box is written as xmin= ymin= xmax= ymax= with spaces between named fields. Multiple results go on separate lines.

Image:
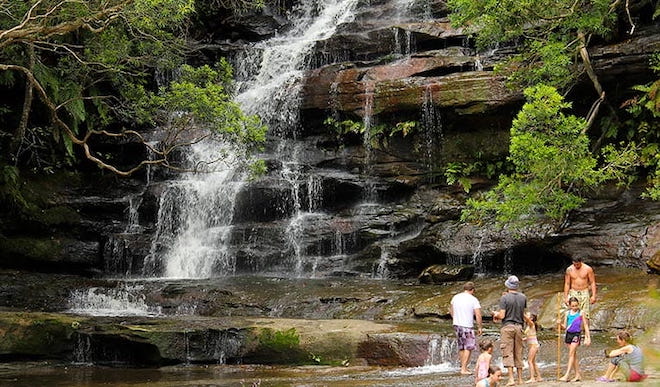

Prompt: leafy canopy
xmin=448 ymin=0 xmax=659 ymax=227
xmin=0 ymin=0 xmax=266 ymax=177
xmin=462 ymin=84 xmax=637 ymax=227
xmin=447 ymin=0 xmax=616 ymax=90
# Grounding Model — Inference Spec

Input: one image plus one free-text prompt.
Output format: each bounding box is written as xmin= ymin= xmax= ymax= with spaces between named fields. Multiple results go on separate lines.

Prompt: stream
xmin=0 ymin=268 xmax=657 ymax=386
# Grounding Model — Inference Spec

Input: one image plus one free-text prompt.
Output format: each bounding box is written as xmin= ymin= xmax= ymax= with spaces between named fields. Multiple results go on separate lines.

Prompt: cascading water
xmin=232 ymin=0 xmax=360 ymax=277
xmin=144 ymin=142 xmax=247 ymax=278
xmin=68 ymin=284 xmax=161 ymax=317
xmin=421 ymin=84 xmax=443 ymax=178
xmin=234 ymin=0 xmax=359 ymax=134
xmin=69 ymin=2 xmax=366 ymax=321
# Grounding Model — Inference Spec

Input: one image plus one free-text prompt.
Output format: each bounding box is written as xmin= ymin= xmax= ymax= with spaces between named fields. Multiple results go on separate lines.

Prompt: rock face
xmin=1 ymin=0 xmax=659 ymax=281
xmin=418 ymin=264 xmax=475 ymax=283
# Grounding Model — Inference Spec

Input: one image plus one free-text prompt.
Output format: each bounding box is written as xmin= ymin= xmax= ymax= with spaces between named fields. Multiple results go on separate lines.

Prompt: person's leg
xmin=459 ymin=349 xmax=472 ymax=374
xmin=602 ymin=363 xmax=617 ymax=379
xmin=617 ymin=359 xmax=631 ymax=381
xmin=454 ymin=326 xmax=471 ymax=374
xmin=513 ymin=326 xmax=524 ymax=384
xmin=526 ymin=345 xmax=539 ymax=382
xmin=500 ymin=326 xmax=516 ymax=385
xmin=570 ymin=343 xmax=581 ymax=381
xmin=571 ymin=348 xmax=581 ymax=381
xmin=506 ymin=366 xmax=515 ymax=386
xmin=560 ymin=343 xmax=578 ymax=381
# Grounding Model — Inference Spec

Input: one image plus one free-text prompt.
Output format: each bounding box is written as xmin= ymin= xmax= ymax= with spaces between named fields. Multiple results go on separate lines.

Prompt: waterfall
xmin=72 ymin=333 xmax=93 ymax=365
xmin=230 ymin=0 xmax=358 ymax=277
xmin=234 ymin=0 xmax=359 ymax=134
xmin=503 ymin=248 xmax=513 ymax=275
xmin=361 ymin=80 xmax=377 ymax=202
xmin=125 ymin=194 xmax=142 ymax=233
xmin=129 ymin=0 xmax=360 ymax=280
xmin=372 ymin=222 xmax=424 ymax=279
xmin=144 ymin=142 xmax=246 ymax=279
xmin=472 ymin=232 xmax=487 ymax=272
xmin=425 ymin=336 xmax=456 ymax=366
xmin=68 ymin=284 xmax=161 ymax=317
xmin=474 ymin=54 xmax=484 ymax=71
xmin=421 ymin=85 xmax=443 ymax=178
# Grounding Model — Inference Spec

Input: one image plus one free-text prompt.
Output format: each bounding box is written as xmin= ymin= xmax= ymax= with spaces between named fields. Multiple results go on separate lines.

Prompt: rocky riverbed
xmin=0 ymin=267 xmax=657 ymax=386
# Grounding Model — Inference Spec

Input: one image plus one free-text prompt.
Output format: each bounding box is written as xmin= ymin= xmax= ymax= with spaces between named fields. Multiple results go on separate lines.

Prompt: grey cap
xmin=504 ymin=275 xmax=519 ymax=289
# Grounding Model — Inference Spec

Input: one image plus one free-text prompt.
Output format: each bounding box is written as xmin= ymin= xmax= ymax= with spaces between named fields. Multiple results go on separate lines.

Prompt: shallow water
xmin=0 ymin=268 xmax=657 ymax=386
xmin=0 ymin=335 xmax=656 ymax=386
xmin=0 ymin=362 xmax=656 ymax=387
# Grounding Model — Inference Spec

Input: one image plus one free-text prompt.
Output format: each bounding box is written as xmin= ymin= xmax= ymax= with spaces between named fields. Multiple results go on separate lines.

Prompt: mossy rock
xmin=28 ymin=206 xmax=81 ymax=226
xmin=243 ymin=327 xmax=311 ymax=364
xmin=0 ymin=237 xmax=64 ymax=262
xmin=0 ymin=312 xmax=81 ymax=359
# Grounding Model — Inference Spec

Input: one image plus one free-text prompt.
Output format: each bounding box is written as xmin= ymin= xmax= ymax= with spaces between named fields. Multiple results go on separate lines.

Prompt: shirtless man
xmin=563 ymin=258 xmax=597 ymax=319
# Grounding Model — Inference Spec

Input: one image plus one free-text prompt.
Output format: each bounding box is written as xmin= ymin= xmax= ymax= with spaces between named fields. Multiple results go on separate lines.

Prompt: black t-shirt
xmin=499 ymin=291 xmax=527 ymax=326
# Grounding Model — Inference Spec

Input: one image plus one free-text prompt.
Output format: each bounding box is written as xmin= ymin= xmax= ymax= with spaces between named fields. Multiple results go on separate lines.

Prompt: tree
xmin=461 ymin=85 xmax=637 ymax=227
xmin=0 ymin=0 xmax=266 ymax=177
xmin=447 ymin=0 xmax=659 ymax=227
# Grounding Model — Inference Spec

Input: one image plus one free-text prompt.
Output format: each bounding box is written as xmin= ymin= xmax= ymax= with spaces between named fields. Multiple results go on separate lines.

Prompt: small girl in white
xmin=524 ymin=313 xmax=542 ymax=383
xmin=474 ymin=339 xmax=494 ymax=384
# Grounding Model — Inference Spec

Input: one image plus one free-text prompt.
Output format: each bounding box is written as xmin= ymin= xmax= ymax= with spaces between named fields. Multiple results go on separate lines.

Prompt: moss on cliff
xmin=0 ymin=237 xmax=64 ymax=262
xmin=0 ymin=312 xmax=80 ymax=358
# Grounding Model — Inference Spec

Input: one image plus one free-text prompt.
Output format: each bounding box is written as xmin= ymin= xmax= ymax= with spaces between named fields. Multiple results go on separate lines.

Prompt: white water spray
xmin=145 ymin=142 xmax=247 ymax=278
xmin=234 ymin=0 xmax=359 ymax=132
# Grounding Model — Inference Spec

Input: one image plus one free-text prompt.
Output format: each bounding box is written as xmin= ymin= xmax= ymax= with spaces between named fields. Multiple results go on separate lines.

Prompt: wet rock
xmin=357 ymin=332 xmax=444 ymax=367
xmin=0 ymin=236 xmax=100 ymax=274
xmin=418 ymin=264 xmax=475 ymax=283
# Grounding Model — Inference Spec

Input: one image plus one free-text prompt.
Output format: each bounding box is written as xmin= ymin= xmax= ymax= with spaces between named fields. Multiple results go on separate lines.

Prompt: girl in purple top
xmin=559 ymin=297 xmax=591 ymax=381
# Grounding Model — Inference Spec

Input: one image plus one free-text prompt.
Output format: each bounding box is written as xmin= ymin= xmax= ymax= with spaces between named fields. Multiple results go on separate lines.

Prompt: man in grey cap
xmin=492 ymin=275 xmax=529 ymax=386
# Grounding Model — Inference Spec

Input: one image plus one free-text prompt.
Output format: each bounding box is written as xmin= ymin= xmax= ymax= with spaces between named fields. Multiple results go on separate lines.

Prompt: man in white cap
xmin=449 ymin=281 xmax=483 ymax=374
xmin=492 ymin=275 xmax=529 ymax=386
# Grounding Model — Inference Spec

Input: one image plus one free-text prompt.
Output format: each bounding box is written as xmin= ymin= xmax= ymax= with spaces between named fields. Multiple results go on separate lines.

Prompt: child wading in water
xmin=474 ymin=339 xmax=494 ymax=384
xmin=476 ymin=365 xmax=502 ymax=387
xmin=596 ymin=330 xmax=647 ymax=382
xmin=559 ymin=297 xmax=591 ymax=382
xmin=524 ymin=313 xmax=542 ymax=383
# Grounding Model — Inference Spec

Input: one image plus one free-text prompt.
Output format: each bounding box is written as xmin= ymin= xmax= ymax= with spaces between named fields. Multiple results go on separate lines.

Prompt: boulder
xmin=418 ymin=264 xmax=475 ymax=283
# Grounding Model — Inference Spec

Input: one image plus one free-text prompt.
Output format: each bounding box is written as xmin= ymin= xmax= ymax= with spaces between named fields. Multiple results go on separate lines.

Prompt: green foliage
xmin=324 ymin=117 xmax=363 ymax=137
xmin=0 ymin=164 xmax=28 ymax=211
xmin=444 ymin=158 xmax=511 ymax=193
xmin=447 ymin=0 xmax=616 ymax=90
xmin=0 ymin=0 xmax=266 ymax=175
xmin=323 ymin=117 xmax=417 ymax=148
xmin=145 ymin=63 xmax=266 ymax=146
xmin=462 ymin=85 xmax=638 ymax=227
xmin=247 ymin=159 xmax=268 ymax=181
xmin=607 ymin=52 xmax=660 ymax=199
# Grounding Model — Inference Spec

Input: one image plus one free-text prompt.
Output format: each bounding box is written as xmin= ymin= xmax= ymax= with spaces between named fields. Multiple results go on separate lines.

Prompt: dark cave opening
xmin=486 ymin=243 xmax=571 ymax=275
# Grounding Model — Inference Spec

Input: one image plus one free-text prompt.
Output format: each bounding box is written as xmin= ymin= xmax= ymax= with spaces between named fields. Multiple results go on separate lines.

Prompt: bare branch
xmin=0 ymin=63 xmax=191 ymax=176
xmin=0 ymin=1 xmax=131 ymax=49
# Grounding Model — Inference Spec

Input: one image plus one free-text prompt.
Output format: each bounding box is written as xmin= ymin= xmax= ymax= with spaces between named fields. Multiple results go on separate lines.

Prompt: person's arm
xmin=449 ymin=299 xmax=454 ymax=318
xmin=589 ymin=267 xmax=597 ymax=304
xmin=523 ymin=311 xmax=533 ymax=327
xmin=475 ymin=307 xmax=483 ymax=335
xmin=583 ymin=314 xmax=591 ymax=345
xmin=564 ymin=268 xmax=571 ymax=303
xmin=607 ymin=344 xmax=634 ymax=358
xmin=492 ymin=308 xmax=505 ymax=322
